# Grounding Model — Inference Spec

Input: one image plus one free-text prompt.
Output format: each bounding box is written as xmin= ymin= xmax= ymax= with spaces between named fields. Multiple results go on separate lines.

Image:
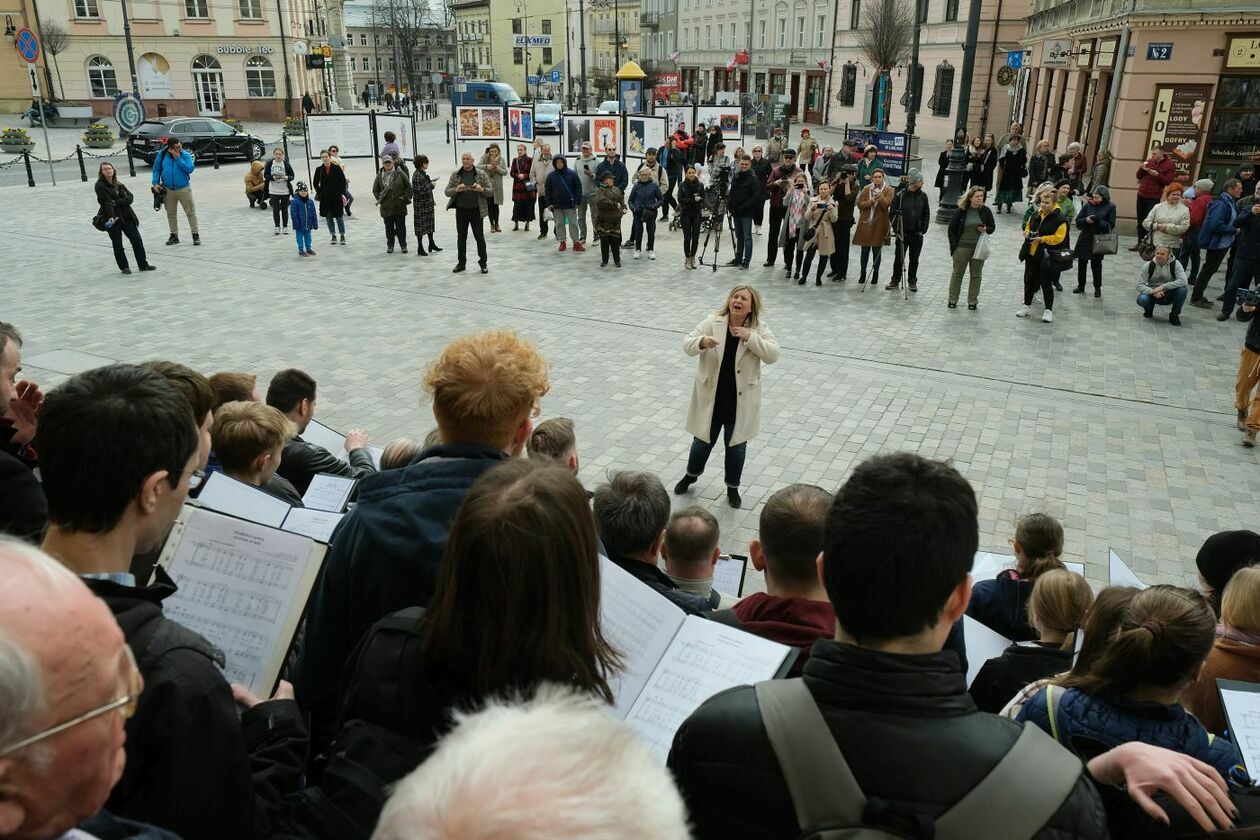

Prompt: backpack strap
xmin=934 ymin=723 xmax=1083 ymax=840
xmin=755 ymin=679 xmax=866 ymax=829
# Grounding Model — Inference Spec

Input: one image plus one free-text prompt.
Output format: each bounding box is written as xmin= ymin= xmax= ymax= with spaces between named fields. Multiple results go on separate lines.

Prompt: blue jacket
xmin=290 ymin=194 xmax=319 ymax=231
xmin=1199 ymin=192 xmax=1238 ymax=251
xmin=1017 ymin=684 xmax=1245 ymax=783
xmin=596 ymin=157 xmax=629 ymax=191
xmin=966 ymin=570 xmax=1036 ymax=641
xmin=545 ymin=159 xmax=582 ymax=210
xmin=151 ymin=149 xmax=195 ymax=190
xmin=628 ymin=179 xmax=663 ymax=214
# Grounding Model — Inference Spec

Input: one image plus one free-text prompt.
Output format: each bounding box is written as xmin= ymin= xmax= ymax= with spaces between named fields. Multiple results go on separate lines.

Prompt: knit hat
xmin=1055 ymin=178 xmax=1073 ymax=189
xmin=295 ymin=181 xmax=308 ymax=191
xmin=907 ymin=168 xmax=924 ymax=185
xmin=1196 ymin=531 xmax=1260 ymax=599
xmin=1093 ymin=185 xmax=1110 ymax=203
xmin=1194 ymin=178 xmax=1214 ymax=193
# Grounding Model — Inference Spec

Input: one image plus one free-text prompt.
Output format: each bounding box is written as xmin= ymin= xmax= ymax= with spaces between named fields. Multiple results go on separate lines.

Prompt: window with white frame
xmin=796 ymin=16 xmax=804 ymax=47
xmin=705 ymin=24 xmax=711 ymax=47
xmin=363 ymin=56 xmax=371 ymax=70
xmin=816 ymin=13 xmax=825 ymax=46
xmin=730 ymin=23 xmax=736 ymax=49
xmin=759 ymin=19 xmax=766 ymax=47
xmin=238 ymin=0 xmax=261 ymax=18
xmin=185 ymin=0 xmax=209 ymax=17
xmin=86 ymin=55 xmax=118 ymax=97
xmin=777 ymin=17 xmax=785 ymax=47
xmin=245 ymin=55 xmax=275 ymax=96
xmin=717 ymin=23 xmax=723 ymax=48
xmin=75 ymin=0 xmax=101 ymax=17
xmin=359 ymin=32 xmax=367 ymax=46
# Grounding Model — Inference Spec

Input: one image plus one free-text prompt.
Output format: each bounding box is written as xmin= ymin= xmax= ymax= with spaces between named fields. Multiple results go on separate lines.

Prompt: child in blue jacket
xmin=627 ymin=167 xmax=664 ymax=259
xmin=290 ymin=182 xmax=320 ymax=256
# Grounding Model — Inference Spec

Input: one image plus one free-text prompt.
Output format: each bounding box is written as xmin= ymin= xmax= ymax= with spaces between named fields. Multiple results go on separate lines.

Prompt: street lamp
xmin=934 ymin=0 xmax=982 ymax=224
xmin=516 ymin=0 xmax=531 ymax=100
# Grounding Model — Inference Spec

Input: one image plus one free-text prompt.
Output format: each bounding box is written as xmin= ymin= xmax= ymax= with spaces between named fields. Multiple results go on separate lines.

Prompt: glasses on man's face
xmin=0 ymin=646 xmax=141 ymax=757
xmin=186 ymin=469 xmax=205 ymax=491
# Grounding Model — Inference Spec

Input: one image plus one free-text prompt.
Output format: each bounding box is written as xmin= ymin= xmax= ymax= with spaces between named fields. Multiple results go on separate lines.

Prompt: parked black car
xmin=127 ymin=117 xmax=266 ymax=165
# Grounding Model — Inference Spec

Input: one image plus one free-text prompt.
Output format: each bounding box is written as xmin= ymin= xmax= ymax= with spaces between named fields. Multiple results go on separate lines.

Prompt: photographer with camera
xmin=1218 ymin=184 xmax=1260 ymax=321
xmin=725 ymin=156 xmax=765 ymax=270
xmin=679 ymin=165 xmax=706 ymax=269
xmin=825 ymin=165 xmax=858 ymax=281
xmin=796 ymin=180 xmax=839 ymax=286
xmin=1136 ymin=244 xmax=1188 ymax=326
xmin=763 ymin=149 xmax=808 ymax=267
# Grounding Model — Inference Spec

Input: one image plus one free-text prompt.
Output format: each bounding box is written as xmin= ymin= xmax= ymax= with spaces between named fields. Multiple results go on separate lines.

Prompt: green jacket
xmin=372 ymin=169 xmax=413 ymax=217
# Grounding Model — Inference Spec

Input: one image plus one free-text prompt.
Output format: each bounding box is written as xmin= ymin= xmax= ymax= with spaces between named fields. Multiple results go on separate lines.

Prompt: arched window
xmin=193 ymin=54 xmax=222 ymax=71
xmin=192 ymin=54 xmax=225 ymax=114
xmin=245 ymin=55 xmax=276 ymax=97
xmin=87 ymin=55 xmax=119 ymax=98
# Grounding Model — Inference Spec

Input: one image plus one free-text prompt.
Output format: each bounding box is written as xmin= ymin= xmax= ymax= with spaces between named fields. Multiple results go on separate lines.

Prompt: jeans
xmin=892 ymin=233 xmax=923 ymax=283
xmin=1023 ymin=256 xmax=1056 ymax=309
xmin=1237 ymin=347 xmax=1260 ymax=433
xmin=1076 ymin=255 xmax=1104 ymax=290
xmin=686 ymin=413 xmax=747 ymax=488
xmin=948 ymin=245 xmax=984 ymax=304
xmin=455 ymin=206 xmax=487 ymax=266
xmin=325 ymin=214 xmax=345 ymax=236
xmin=163 ymin=187 xmax=198 ymax=235
xmin=553 ymin=207 xmax=580 ymax=242
xmin=766 ymin=205 xmax=787 ymax=263
xmin=829 ymin=220 xmax=852 ymax=277
xmin=344 ymin=189 xmax=354 ymax=214
xmin=1221 ymin=257 xmax=1259 ymax=317
xmin=600 ymin=237 xmax=621 ymax=264
xmin=733 ymin=215 xmax=753 ymax=265
xmin=1137 ymin=286 xmax=1187 ymax=316
xmin=681 ymin=213 xmax=701 ymax=257
xmin=270 ymin=195 xmax=290 ymax=228
xmin=1136 ymin=195 xmax=1158 ymax=240
xmin=859 ymin=246 xmax=882 ymax=281
xmin=295 ymin=229 xmax=312 ymax=253
xmin=383 ymin=214 xmax=407 ymax=249
xmin=629 ymin=210 xmax=656 ymax=251
xmin=578 ymin=194 xmax=594 ymax=241
xmin=107 ymin=221 xmax=148 ymax=270
xmin=1192 ymin=248 xmax=1230 ymax=300
xmin=537 ymin=195 xmax=549 ymax=233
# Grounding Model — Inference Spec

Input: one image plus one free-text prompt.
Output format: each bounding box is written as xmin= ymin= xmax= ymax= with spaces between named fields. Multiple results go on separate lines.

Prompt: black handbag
xmin=91 ymin=214 xmax=112 ymax=231
xmin=1045 ymin=245 xmax=1075 ymax=270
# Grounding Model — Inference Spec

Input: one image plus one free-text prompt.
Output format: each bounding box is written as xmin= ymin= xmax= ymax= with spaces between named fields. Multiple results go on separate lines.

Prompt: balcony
xmin=640 ymin=10 xmax=661 ymax=27
xmin=458 ymin=31 xmax=484 ymax=41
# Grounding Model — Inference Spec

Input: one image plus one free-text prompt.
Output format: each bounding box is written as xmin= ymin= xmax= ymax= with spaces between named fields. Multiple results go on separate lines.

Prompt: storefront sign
xmin=1147 ymin=83 xmax=1211 ymax=184
xmin=1226 ymin=36 xmax=1260 ymax=69
xmin=845 ymin=129 xmax=907 ymax=176
xmin=215 ymin=44 xmax=275 ymax=54
xmin=512 ymin=35 xmax=552 ymax=47
xmin=1042 ymin=39 xmax=1072 ymax=67
xmin=1146 ymin=42 xmax=1173 ymax=61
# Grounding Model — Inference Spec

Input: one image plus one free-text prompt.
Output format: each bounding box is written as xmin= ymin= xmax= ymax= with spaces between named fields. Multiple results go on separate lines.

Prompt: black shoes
xmin=192 ymin=234 xmax=200 ymax=246
xmin=726 ymin=258 xmax=741 ymax=266
xmin=165 ymin=234 xmax=179 ymax=245
xmin=1217 ymin=312 xmax=1232 ymax=321
xmin=1073 ymin=286 xmax=1085 ymax=294
xmin=140 ymin=264 xmax=156 ymax=271
xmin=1143 ymin=309 xmax=1154 ymax=318
xmin=968 ymin=303 xmax=978 ymax=310
xmin=727 ymin=487 xmax=742 ymax=508
xmin=797 ymin=277 xmax=805 ymax=285
xmin=480 ymin=264 xmax=488 ymax=274
xmin=1170 ymin=314 xmax=1182 ymax=326
xmin=429 ymin=241 xmax=443 ymax=252
xmin=1094 ymin=289 xmax=1101 ymax=298
xmin=120 ymin=268 xmax=132 ymax=274
xmin=1052 ymin=280 xmax=1062 ymax=291
xmin=452 ymin=263 xmax=466 ymax=273
xmin=762 ymin=260 xmax=775 ymax=267
xmin=387 ymin=246 xmax=394 ymax=254
xmin=674 ymin=475 xmax=696 ymax=495
xmin=948 ymin=302 xmax=957 ymax=309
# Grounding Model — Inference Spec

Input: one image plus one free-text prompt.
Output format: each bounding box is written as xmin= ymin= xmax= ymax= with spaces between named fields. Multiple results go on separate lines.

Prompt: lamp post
xmin=904 ymin=0 xmax=921 ymax=137
xmin=516 ymin=0 xmax=530 ymax=101
xmin=934 ymin=0 xmax=982 ymax=224
xmin=579 ymin=0 xmax=587 ymax=106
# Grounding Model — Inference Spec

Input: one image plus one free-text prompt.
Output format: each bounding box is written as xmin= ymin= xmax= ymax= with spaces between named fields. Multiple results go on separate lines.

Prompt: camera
xmin=840 ymin=164 xmax=857 ymax=175
xmin=1237 ymin=288 xmax=1260 ymax=308
xmin=710 ymin=162 xmax=731 ymax=197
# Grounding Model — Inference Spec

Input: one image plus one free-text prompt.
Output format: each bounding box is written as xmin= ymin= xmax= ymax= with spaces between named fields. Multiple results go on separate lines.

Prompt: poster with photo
xmin=594 ymin=117 xmax=620 ymax=154
xmin=479 ymin=108 xmax=504 ymax=138
xmin=625 ymin=115 xmax=667 ymax=160
xmin=508 ymin=105 xmax=535 ymax=142
xmin=696 ymin=105 xmax=742 ymax=141
xmin=661 ymin=105 xmax=694 ymax=138
xmin=457 ymin=106 xmax=506 ymax=139
xmin=564 ymin=116 xmax=592 ymax=154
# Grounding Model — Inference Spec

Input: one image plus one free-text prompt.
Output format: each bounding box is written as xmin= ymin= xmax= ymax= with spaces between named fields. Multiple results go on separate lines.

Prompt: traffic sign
xmin=27 ymin=65 xmax=38 ymax=96
xmin=551 ymin=69 xmax=562 ymax=83
xmin=528 ymin=75 xmax=541 ymax=85
xmin=1005 ymin=51 xmax=1022 ymax=69
xmin=15 ymin=28 xmax=39 ymax=64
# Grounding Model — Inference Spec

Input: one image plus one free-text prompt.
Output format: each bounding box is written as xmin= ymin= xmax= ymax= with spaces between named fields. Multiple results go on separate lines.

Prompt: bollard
xmin=127 ymin=143 xmax=136 ymax=178
xmin=446 ymin=120 xmax=451 ymax=145
xmin=282 ymin=132 xmax=290 ymax=160
xmin=76 ymin=145 xmax=88 ymax=182
xmin=22 ymin=150 xmax=34 ymax=188
xmin=211 ymin=140 xmax=220 ymax=170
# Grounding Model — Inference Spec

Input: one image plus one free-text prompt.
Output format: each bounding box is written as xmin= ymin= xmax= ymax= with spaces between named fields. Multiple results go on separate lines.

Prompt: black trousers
xmin=108 ymin=221 xmax=148 ymax=270
xmin=455 ymin=207 xmax=487 ymax=267
xmin=486 ymin=201 xmax=500 ymax=227
xmin=1076 ymin=255 xmax=1103 ymax=290
xmin=799 ymin=245 xmax=827 ymax=280
xmin=600 ymin=236 xmax=621 ymax=264
xmin=1136 ymin=196 xmax=1158 ymax=240
xmin=680 ymin=214 xmax=701 ymax=257
xmin=661 ymin=181 xmax=678 ymax=217
xmin=766 ymin=205 xmax=787 ymax=263
xmin=829 ymin=220 xmax=852 ymax=276
xmin=892 ymin=233 xmax=924 ymax=282
xmin=1192 ymin=247 xmax=1231 ymax=300
xmin=1023 ymin=256 xmax=1056 ymax=309
xmin=384 ymin=214 xmax=406 ymax=248
xmin=270 ymin=195 xmax=290 ymax=228
xmin=753 ymin=200 xmax=765 ymax=227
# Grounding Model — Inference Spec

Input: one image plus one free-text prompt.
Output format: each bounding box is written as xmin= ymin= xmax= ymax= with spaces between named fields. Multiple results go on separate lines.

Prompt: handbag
xmin=973 ymin=231 xmax=991 ymax=260
xmin=91 ymin=214 xmax=113 ymax=231
xmin=1092 ymin=231 xmax=1119 ymax=256
xmin=1045 ymin=245 xmax=1075 ymax=271
xmin=1137 ymin=235 xmax=1156 ymax=261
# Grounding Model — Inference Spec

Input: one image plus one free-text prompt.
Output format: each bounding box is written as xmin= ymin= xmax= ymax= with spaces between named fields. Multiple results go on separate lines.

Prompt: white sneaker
xmin=634 ymin=250 xmax=641 ymax=260
xmin=274 ymin=226 xmax=281 ymax=236
xmin=1016 ymin=305 xmax=1031 ymax=318
xmin=1042 ymin=310 xmax=1054 ymax=323
xmin=648 ymin=250 xmax=656 ymax=260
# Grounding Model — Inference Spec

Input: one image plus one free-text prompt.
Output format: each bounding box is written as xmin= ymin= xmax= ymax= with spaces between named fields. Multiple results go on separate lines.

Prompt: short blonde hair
xmin=1222 ymin=566 xmax=1260 ymax=633
xmin=424 ymin=330 xmax=550 ymax=446
xmin=718 ymin=284 xmax=764 ymax=327
xmin=211 ymin=401 xmax=296 ymax=472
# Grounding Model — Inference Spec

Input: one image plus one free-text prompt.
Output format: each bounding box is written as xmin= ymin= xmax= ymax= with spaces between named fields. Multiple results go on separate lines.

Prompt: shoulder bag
xmin=1092 ymin=232 xmax=1119 ymax=256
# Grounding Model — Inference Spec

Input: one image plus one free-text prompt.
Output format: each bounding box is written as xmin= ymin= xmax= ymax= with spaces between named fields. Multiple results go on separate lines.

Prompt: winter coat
xmin=509 ymin=155 xmax=534 ymax=202
xmin=968 ymin=147 xmax=997 ymax=190
xmin=87 ymin=570 xmax=307 ymax=840
xmin=1017 ymin=684 xmax=1244 ymax=782
xmin=151 ymin=148 xmax=195 ymax=190
xmin=935 ymin=150 xmax=950 ymax=189
xmin=544 ymin=159 xmax=583 ymax=210
xmin=1136 ymin=155 xmax=1177 ymax=199
xmin=574 ymin=154 xmax=602 ymax=196
xmin=726 ymin=168 xmax=764 ymax=218
xmin=627 ymin=179 xmax=663 ymax=216
xmin=635 ymin=159 xmax=668 ymax=192
xmin=290 ymin=194 xmax=319 ymax=232
xmin=372 ymin=168 xmax=412 ymax=217
xmin=593 ymin=184 xmax=625 ymax=239
xmin=96 ymin=179 xmax=139 ymax=227
xmin=411 ymin=170 xmax=436 ymax=234
xmin=778 ymin=184 xmax=812 ymax=246
xmin=312 ymin=162 xmax=347 ymax=218
xmin=476 ymin=152 xmax=507 ymax=204
xmin=659 ymin=145 xmax=684 ymax=184
xmin=856 ymin=156 xmax=882 ymax=187
xmin=610 ymin=554 xmax=716 ymax=616
xmin=264 ymin=158 xmax=295 ymax=196
xmin=529 ymin=153 xmax=554 ymax=193
xmin=797 ymin=134 xmax=818 ymax=162
xmin=1023 ymin=208 xmax=1069 ymax=259
xmin=833 ymin=177 xmax=858 ymax=223
xmin=803 ymin=201 xmax=840 ymax=255
xmin=766 ymin=163 xmax=805 ymax=209
xmin=1237 ymin=202 xmax=1260 ymax=261
xmin=968 ymin=569 xmax=1037 ymax=641
xmin=853 ymin=183 xmax=894 ymax=247
xmin=1027 ymin=151 xmax=1057 ymax=190
xmin=1143 ymin=199 xmax=1192 ymax=249
xmin=1073 ymin=197 xmax=1116 ymax=259
xmin=1183 ymin=634 xmax=1260 ymax=735
xmin=765 ymin=133 xmax=788 ymax=165
xmin=1198 ymin=193 xmax=1239 ymax=251
xmin=969 ymin=641 xmax=1073 ymax=714
xmin=244 ymin=160 xmax=266 ymax=195
xmin=893 ymin=187 xmax=931 ymax=237
xmin=997 ymin=146 xmax=1028 ymax=194
xmin=947 ymin=204 xmax=996 ymax=253
xmin=668 ymin=641 xmax=1109 ymax=840
xmin=0 ymin=423 xmax=44 ymax=541
xmin=1187 ymin=191 xmax=1214 ymax=232
xmin=595 ymin=157 xmax=629 ymax=191
xmin=678 ymin=177 xmax=705 ymax=217
xmin=684 ymin=314 xmax=780 ymax=447
xmin=278 ymin=435 xmax=376 ymax=496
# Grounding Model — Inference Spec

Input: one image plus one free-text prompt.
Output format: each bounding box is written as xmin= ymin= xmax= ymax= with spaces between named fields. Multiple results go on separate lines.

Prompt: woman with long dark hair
xmin=94 ymin=162 xmax=153 ymax=274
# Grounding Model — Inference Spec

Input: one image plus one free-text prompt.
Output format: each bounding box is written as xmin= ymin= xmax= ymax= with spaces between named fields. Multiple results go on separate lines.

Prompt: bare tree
xmin=856 ymin=0 xmax=912 ymax=129
xmin=40 ymin=22 xmax=70 ymax=100
xmin=374 ymin=0 xmax=436 ymax=97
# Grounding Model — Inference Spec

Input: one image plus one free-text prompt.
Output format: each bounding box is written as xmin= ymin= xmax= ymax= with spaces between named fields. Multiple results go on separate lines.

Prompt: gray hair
xmin=0 ymin=321 xmax=21 ymax=357
xmin=0 ymin=629 xmax=44 ymax=754
xmin=372 ymin=685 xmax=689 ymax=840
xmin=592 ymin=471 xmax=669 ymax=559
xmin=380 ymin=437 xmax=426 ymax=470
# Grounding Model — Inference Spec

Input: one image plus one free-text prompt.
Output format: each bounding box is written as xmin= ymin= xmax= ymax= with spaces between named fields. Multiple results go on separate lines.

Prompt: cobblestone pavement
xmin=4 ymin=120 xmax=1252 ymax=594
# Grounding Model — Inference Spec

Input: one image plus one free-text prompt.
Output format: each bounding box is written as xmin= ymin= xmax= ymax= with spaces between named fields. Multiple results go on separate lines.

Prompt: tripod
xmin=698 ymin=176 xmax=738 ymax=272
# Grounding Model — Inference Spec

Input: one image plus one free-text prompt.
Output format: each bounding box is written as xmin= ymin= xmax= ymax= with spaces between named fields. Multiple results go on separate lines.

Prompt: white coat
xmin=684 ymin=314 xmax=780 ymax=446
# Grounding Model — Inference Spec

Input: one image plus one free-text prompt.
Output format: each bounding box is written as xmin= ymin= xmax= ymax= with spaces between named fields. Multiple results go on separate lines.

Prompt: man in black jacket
xmin=0 ymin=320 xmax=45 ymax=540
xmin=724 ymin=156 xmax=764 ymax=270
xmin=266 ymin=368 xmax=377 ymax=495
xmin=293 ymin=329 xmax=551 ymax=762
xmin=888 ymin=168 xmax=931 ymax=291
xmin=34 ymin=363 xmax=307 ymax=840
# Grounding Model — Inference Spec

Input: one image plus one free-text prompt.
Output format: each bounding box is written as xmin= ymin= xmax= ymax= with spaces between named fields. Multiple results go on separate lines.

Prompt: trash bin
xmin=157 ymin=103 xmax=168 ymax=118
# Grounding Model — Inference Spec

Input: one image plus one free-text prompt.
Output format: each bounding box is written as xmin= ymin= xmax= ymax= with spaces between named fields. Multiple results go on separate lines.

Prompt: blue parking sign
xmin=551 ymin=69 xmax=562 ymax=83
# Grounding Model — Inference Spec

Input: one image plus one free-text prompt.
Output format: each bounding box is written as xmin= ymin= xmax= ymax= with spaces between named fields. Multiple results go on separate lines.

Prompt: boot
xmin=416 ymin=240 xmax=428 ymax=256
xmin=1073 ymin=284 xmax=1085 ymax=294
xmin=428 ymin=237 xmax=442 ymax=252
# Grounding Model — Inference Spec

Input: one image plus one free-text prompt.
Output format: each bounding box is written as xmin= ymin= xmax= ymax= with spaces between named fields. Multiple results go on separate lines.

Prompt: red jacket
xmin=1136 ymin=156 xmax=1176 ymax=199
xmin=1188 ymin=191 xmax=1213 ymax=230
xmin=732 ymin=592 xmax=835 ymax=675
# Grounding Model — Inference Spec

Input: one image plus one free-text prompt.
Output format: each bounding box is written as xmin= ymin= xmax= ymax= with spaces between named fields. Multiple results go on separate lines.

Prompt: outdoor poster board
xmin=619 ymin=79 xmax=644 ymax=114
xmin=563 ymin=115 xmax=595 ymax=154
xmin=374 ymin=111 xmax=418 ymax=160
xmin=456 ymin=105 xmax=506 ymax=140
xmin=1146 ymin=83 xmax=1211 ymax=185
xmin=593 ymin=116 xmax=620 ymax=154
xmin=626 ymin=115 xmax=666 ymax=160
xmin=845 ymin=128 xmax=908 ymax=176
xmin=306 ymin=113 xmax=375 ymax=159
xmin=507 ymin=104 xmax=535 ymax=143
xmin=695 ymin=104 xmax=743 ymax=142
xmin=659 ymin=104 xmax=695 ymax=138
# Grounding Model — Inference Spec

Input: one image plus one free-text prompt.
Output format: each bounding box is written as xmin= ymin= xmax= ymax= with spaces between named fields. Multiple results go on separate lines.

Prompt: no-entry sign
xmin=15 ymin=28 xmax=39 ymax=64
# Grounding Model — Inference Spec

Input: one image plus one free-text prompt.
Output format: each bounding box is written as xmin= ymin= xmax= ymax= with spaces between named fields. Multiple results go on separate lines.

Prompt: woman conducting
xmin=674 ymin=285 xmax=780 ymax=509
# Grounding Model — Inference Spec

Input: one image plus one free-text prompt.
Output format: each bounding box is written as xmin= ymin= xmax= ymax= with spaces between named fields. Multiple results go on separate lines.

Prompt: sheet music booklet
xmin=155 ymin=505 xmax=326 ymax=696
xmin=598 ymin=557 xmax=796 ymax=761
xmin=961 ymin=615 xmax=1012 ymax=688
xmin=971 ymin=551 xmax=1085 ymax=582
xmin=302 ymin=418 xmax=384 ymax=469
xmin=1217 ymin=679 xmax=1260 ymax=777
xmin=195 ymin=471 xmax=344 ymax=543
xmin=1108 ymin=548 xmax=1148 ymax=589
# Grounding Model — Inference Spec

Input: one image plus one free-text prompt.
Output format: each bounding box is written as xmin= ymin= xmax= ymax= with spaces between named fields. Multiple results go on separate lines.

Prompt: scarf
xmin=862 ymin=184 xmax=882 ymax=224
xmin=378 ymin=168 xmax=398 ymax=190
xmin=1218 ymin=625 xmax=1260 ymax=646
xmin=1003 ymin=143 xmax=1022 ymax=159
xmin=786 ymin=185 xmax=809 ymax=235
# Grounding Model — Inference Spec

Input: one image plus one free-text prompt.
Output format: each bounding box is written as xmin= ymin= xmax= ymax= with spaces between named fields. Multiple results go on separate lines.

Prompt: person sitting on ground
xmin=1017 ymin=585 xmax=1245 ymax=784
xmin=527 ymin=416 xmax=579 ymax=476
xmin=378 ymin=436 xmax=424 ymax=470
xmin=1136 ymin=244 xmax=1188 ymax=326
xmin=211 ymin=400 xmax=303 ymax=505
xmin=708 ymin=483 xmax=836 ymax=675
xmin=1184 ymin=567 xmax=1260 ymax=735
xmin=970 ymin=569 xmax=1094 ymax=714
xmin=968 ymin=512 xmax=1066 ymax=640
xmin=0 ymin=321 xmax=46 ymax=541
xmin=1196 ymin=530 xmax=1260 ymax=616
xmin=371 ymin=685 xmax=688 ymax=840
xmin=277 ymin=460 xmax=621 ymax=836
xmin=265 ymin=368 xmax=377 ymax=495
xmin=294 ymin=330 xmax=550 ymax=758
xmin=208 ymin=370 xmax=260 ymax=410
xmin=660 ymin=505 xmax=724 ymax=610
xmin=593 ymin=471 xmax=714 ymax=615
xmin=669 ymin=452 xmax=1237 ymax=839
xmin=33 ymin=364 xmax=307 ymax=839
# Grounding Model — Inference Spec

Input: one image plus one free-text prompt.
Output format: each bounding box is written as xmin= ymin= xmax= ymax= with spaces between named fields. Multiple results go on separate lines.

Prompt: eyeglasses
xmin=187 ymin=469 xmax=205 ymax=491
xmin=0 ymin=646 xmax=141 ymax=757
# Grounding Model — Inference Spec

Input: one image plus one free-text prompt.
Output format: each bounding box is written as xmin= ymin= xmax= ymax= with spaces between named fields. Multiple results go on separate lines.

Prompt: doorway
xmin=192 ymin=55 xmax=225 ymax=115
xmin=789 ymin=72 xmax=801 ymax=120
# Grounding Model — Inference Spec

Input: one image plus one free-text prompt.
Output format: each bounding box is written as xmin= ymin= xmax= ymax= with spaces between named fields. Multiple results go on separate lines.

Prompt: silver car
xmin=535 ymin=102 xmax=563 ymax=134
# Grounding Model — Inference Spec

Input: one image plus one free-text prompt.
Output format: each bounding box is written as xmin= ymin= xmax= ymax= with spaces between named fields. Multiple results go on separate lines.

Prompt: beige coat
xmin=853 ymin=183 xmax=894 ymax=247
xmin=477 ymin=152 xmax=507 ymax=204
xmin=684 ymin=314 xmax=780 ymax=446
xmin=804 ymin=201 xmax=840 ymax=255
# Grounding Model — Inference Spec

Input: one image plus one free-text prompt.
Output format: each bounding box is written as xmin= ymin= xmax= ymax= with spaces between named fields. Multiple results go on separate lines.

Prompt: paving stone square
xmin=5 ymin=119 xmax=1254 ymax=593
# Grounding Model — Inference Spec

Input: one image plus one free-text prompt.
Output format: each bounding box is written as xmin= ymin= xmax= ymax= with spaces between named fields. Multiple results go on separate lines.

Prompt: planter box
xmin=83 ymin=139 xmax=114 ymax=148
xmin=1 ymin=142 xmax=34 ymax=153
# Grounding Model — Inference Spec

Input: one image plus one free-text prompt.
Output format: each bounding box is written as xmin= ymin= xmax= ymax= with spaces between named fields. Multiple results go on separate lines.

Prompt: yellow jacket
xmin=1023 ymin=210 xmax=1067 ymax=256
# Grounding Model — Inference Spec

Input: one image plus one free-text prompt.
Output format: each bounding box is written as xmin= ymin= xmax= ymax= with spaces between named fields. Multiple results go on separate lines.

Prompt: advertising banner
xmin=307 ymin=113 xmax=375 ymax=158
xmin=845 ymin=128 xmax=908 ymax=176
xmin=1146 ymin=84 xmax=1210 ymax=184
